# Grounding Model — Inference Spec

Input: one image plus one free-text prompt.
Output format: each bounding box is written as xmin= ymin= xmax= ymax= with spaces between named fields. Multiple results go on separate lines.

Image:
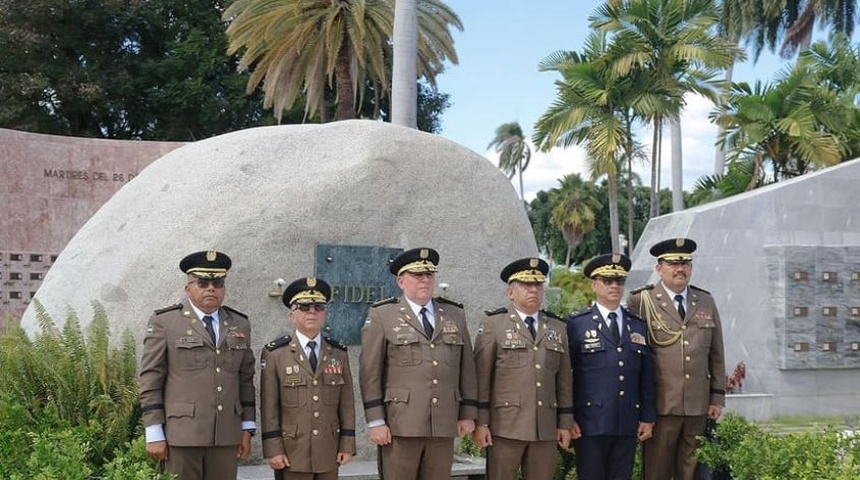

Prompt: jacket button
xmin=535 ymin=364 xmax=542 ymax=370
xmin=537 ymin=400 xmax=543 ymax=406
xmin=217 ymin=386 xmax=223 ymax=392
xmin=685 ymin=356 xmax=691 ymax=361
xmin=313 ymin=379 xmax=319 ymax=385
xmin=215 ymin=367 xmax=221 ymax=373
xmin=432 ymin=379 xmax=439 ymax=385
xmin=618 ymin=361 xmax=624 ymax=367
xmin=314 ymin=411 xmax=320 ymax=418
xmin=313 ymin=395 xmax=320 ymax=402
xmin=536 ymin=381 xmax=542 ymax=388
xmin=617 ymin=347 xmax=623 ymax=353
xmin=685 ymin=374 xmax=691 ymax=379
xmin=217 ymin=405 xmax=223 ymax=411
xmin=619 ymin=375 xmax=625 ymax=381
xmin=433 ymin=360 xmax=439 ymax=366
xmin=215 ymin=349 xmax=220 ymax=355
xmin=430 ymin=344 xmax=436 ymax=349
xmin=432 ymin=398 xmax=439 ymax=404
xmin=312 ymin=429 xmax=319 ymax=436
xmin=619 ymin=391 xmax=625 ymax=396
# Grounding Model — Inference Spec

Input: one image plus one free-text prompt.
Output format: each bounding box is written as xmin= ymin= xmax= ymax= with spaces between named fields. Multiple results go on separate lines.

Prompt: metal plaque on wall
xmin=315 ymin=244 xmax=403 ymax=345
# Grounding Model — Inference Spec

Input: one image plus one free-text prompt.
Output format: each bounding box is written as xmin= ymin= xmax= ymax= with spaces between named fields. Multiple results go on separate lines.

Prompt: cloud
xmin=481 ymin=141 xmax=590 ymax=202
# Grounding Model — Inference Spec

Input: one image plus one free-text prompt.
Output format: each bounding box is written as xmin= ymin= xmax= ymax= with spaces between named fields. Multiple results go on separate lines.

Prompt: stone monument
xmin=21 ymin=119 xmax=538 ymax=459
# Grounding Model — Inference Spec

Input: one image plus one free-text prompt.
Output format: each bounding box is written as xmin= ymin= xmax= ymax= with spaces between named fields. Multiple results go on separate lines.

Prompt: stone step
xmin=238 ymin=459 xmax=486 ymax=480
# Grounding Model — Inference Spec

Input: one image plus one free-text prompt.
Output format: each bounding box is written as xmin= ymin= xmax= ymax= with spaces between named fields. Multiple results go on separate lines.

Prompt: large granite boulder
xmin=21 ymin=120 xmax=537 ymax=459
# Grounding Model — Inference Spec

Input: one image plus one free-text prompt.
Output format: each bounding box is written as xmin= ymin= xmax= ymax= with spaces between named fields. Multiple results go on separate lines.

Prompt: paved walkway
xmin=238 ymin=459 xmax=486 ymax=480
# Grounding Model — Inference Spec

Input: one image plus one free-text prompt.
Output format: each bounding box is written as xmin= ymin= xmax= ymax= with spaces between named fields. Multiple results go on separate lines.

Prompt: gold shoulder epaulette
xmin=371 ymin=297 xmax=398 ymax=307
xmin=265 ymin=335 xmax=292 ymax=352
xmin=484 ymin=307 xmax=507 ymax=316
xmin=154 ymin=303 xmax=182 ymax=315
xmin=628 ymin=284 xmax=654 ymax=295
xmin=324 ymin=336 xmax=347 ymax=351
xmin=223 ymin=305 xmax=248 ymax=318
xmin=435 ymin=296 xmax=463 ymax=308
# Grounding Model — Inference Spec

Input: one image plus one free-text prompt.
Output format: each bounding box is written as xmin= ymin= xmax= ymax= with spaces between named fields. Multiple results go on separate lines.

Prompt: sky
xmin=433 ymin=0 xmax=797 ymax=201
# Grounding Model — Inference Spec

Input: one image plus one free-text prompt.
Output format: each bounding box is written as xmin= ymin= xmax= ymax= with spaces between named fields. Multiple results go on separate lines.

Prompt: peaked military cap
xmin=583 ymin=253 xmax=631 ymax=278
xmin=283 ymin=277 xmax=332 ymax=307
xmin=649 ymin=237 xmax=697 ymax=262
xmin=389 ymin=247 xmax=439 ymax=275
xmin=179 ymin=250 xmax=231 ymax=278
xmin=500 ymin=257 xmax=549 ymax=283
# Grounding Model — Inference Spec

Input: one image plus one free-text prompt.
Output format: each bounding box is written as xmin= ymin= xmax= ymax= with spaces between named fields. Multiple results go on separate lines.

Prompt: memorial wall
xmin=0 ymin=128 xmax=183 ymax=324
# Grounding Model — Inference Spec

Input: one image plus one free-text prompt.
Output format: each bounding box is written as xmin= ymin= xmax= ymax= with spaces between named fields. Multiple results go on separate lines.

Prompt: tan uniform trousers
xmin=273 ymin=468 xmax=338 ymax=480
xmin=643 ymin=415 xmax=707 ymax=480
xmin=377 ymin=436 xmax=454 ymax=480
xmin=165 ymin=445 xmax=238 ymax=480
xmin=486 ymin=436 xmax=557 ymax=480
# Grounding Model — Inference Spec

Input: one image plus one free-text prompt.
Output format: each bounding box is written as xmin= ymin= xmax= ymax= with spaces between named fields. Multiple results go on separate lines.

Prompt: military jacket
xmin=626 ymin=282 xmax=727 ymax=416
xmin=566 ymin=305 xmax=656 ymax=437
xmin=359 ymin=296 xmax=478 ymax=438
xmin=473 ymin=305 xmax=574 ymax=441
xmin=259 ymin=335 xmax=356 ymax=473
xmin=139 ymin=299 xmax=256 ymax=447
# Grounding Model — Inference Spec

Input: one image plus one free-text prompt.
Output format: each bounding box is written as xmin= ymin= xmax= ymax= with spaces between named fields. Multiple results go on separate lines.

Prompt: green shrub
xmin=0 ymin=300 xmax=143 ymax=477
xmin=696 ymin=412 xmax=860 ymax=480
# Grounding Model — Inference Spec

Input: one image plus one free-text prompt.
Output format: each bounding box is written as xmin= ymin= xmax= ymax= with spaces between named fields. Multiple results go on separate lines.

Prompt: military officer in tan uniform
xmin=139 ymin=250 xmax=256 ymax=480
xmin=472 ymin=257 xmax=573 ymax=480
xmin=260 ymin=277 xmax=355 ymax=480
xmin=359 ymin=247 xmax=478 ymax=480
xmin=626 ymin=238 xmax=726 ymax=480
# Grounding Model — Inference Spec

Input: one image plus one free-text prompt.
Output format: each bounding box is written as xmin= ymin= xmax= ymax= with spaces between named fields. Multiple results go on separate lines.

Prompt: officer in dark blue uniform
xmin=566 ymin=253 xmax=656 ymax=480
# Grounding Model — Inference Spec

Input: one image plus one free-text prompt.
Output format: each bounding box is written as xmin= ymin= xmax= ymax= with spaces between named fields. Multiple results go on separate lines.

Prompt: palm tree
xmin=488 ymin=122 xmax=532 ymax=201
xmin=223 ymin=0 xmax=462 ymax=122
xmin=534 ymin=32 xmax=647 ymax=253
xmin=392 ymin=0 xmax=418 ymax=127
xmin=550 ymin=174 xmax=601 ymax=267
xmin=712 ymin=69 xmax=848 ymax=189
xmin=592 ymin=0 xmax=742 ymax=215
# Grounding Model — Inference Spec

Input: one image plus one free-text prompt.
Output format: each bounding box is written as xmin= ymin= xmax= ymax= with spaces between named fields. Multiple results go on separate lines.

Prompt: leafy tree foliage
xmin=0 ymin=0 xmax=272 ymax=140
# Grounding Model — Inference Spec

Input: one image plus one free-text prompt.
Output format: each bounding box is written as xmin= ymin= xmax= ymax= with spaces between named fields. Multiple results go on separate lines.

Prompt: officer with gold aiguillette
xmin=626 ymin=238 xmax=726 ymax=480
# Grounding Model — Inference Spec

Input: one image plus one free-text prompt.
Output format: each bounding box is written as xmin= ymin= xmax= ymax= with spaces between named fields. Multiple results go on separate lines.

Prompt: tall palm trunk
xmin=670 ymin=117 xmax=683 ymax=212
xmin=624 ymin=116 xmax=635 ymax=256
xmin=649 ymin=117 xmax=662 ymax=218
xmin=608 ymin=172 xmax=620 ymax=254
xmin=714 ymin=62 xmax=734 ymax=174
xmin=334 ymin=40 xmax=355 ymax=121
xmin=392 ymin=0 xmax=418 ymax=127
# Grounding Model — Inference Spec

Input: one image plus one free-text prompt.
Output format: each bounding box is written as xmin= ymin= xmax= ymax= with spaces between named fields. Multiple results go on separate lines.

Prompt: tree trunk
xmin=392 ymin=0 xmax=418 ymax=128
xmin=649 ymin=117 xmax=661 ymax=218
xmin=333 ymin=39 xmax=356 ymax=121
xmin=625 ymin=117 xmax=635 ymax=256
xmin=670 ymin=117 xmax=683 ymax=212
xmin=713 ymin=62 xmax=734 ymax=174
xmin=608 ymin=172 xmax=621 ymax=254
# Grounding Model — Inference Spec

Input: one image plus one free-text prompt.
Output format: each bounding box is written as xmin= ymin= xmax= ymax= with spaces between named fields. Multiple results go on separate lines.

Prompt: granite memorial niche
xmin=315 ymin=244 xmax=402 ymax=345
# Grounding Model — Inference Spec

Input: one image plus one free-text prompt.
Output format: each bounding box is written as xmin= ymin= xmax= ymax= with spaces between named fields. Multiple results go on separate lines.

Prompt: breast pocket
xmin=174 ymin=337 xmax=207 ymax=370
xmin=323 ymin=374 xmax=345 ymax=405
xmin=697 ymin=321 xmax=715 ymax=347
xmin=543 ymin=341 xmax=565 ymax=371
xmin=499 ymin=341 xmax=528 ymax=368
xmin=579 ymin=342 xmax=607 ymax=370
xmin=392 ymin=333 xmax=422 ymax=366
xmin=281 ymin=376 xmax=308 ymax=406
xmin=442 ymin=333 xmax=464 ymax=366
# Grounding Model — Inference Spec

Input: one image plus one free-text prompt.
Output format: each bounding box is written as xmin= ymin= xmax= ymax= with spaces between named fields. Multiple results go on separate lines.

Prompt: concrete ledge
xmin=725 ymin=393 xmax=774 ymax=422
xmin=238 ymin=458 xmax=486 ymax=480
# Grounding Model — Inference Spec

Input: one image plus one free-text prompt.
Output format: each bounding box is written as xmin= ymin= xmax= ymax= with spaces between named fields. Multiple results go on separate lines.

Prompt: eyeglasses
xmin=597 ymin=277 xmax=627 ymax=286
xmin=294 ymin=303 xmax=326 ymax=312
xmin=662 ymin=260 xmax=692 ymax=267
xmin=190 ymin=278 xmax=225 ymax=289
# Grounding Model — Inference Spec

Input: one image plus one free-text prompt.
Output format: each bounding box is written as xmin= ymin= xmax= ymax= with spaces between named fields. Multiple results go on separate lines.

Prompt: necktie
xmin=608 ymin=312 xmax=620 ymax=343
xmin=202 ymin=315 xmax=217 ymax=344
xmin=307 ymin=340 xmax=318 ymax=372
xmin=675 ymin=294 xmax=686 ymax=319
xmin=525 ymin=316 xmax=536 ymax=340
xmin=420 ymin=307 xmax=434 ymax=338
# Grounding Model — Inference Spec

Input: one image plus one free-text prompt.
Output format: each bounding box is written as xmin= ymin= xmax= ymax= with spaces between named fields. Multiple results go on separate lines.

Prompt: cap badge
xmin=676 ymin=238 xmax=685 ymax=247
xmin=420 ymin=248 xmax=429 ymax=259
xmin=529 ymin=258 xmax=539 ymax=268
xmin=612 ymin=254 xmax=621 ymax=263
xmin=206 ymin=250 xmax=217 ymax=261
xmin=308 ymin=277 xmax=317 ymax=287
